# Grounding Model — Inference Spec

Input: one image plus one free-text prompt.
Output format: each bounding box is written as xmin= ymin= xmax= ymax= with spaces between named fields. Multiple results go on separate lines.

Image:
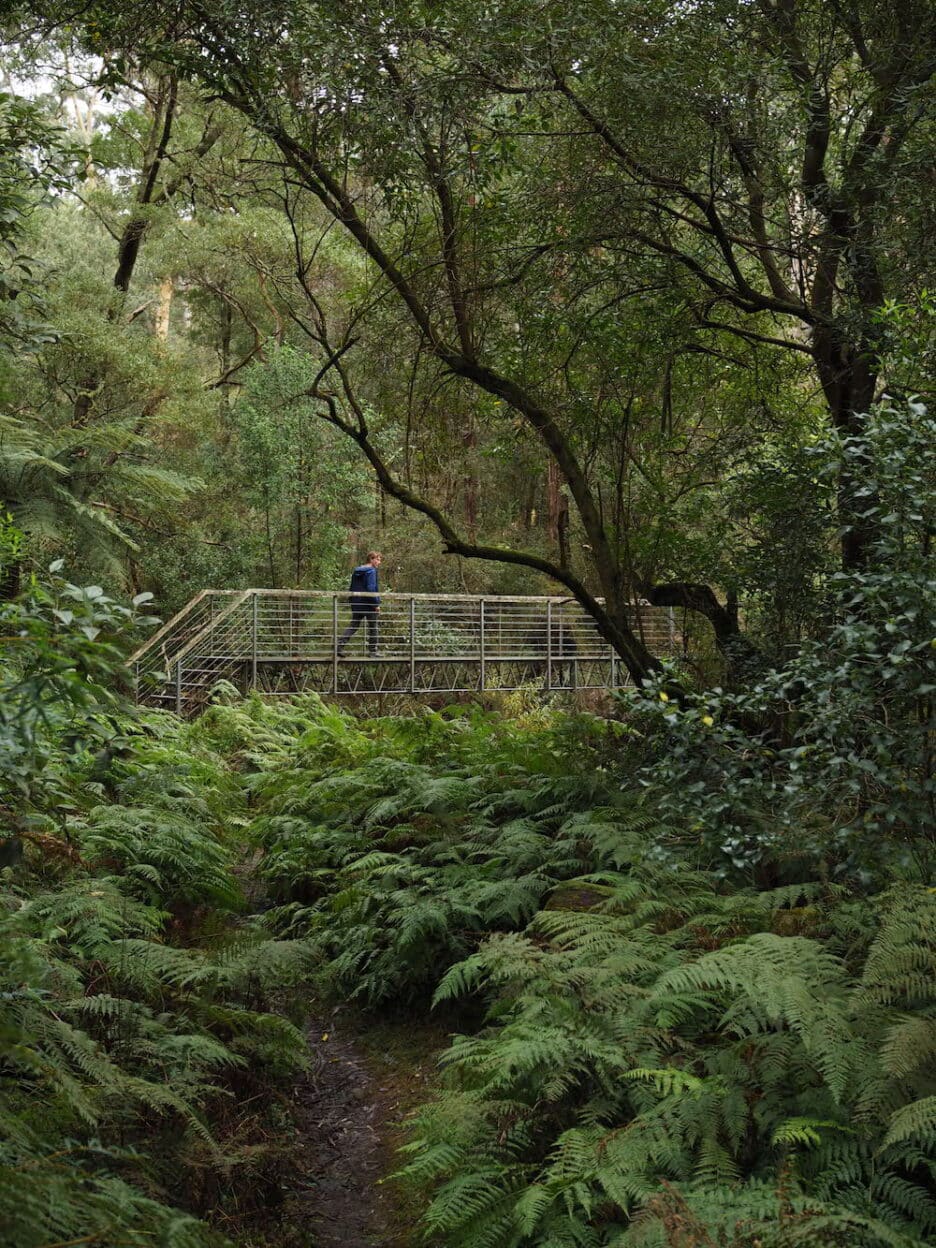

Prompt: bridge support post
xmin=547 ymin=600 xmax=553 ymax=691
xmin=572 ymin=654 xmax=578 ymax=691
xmin=175 ymin=660 xmax=183 ymax=715
xmin=332 ymin=595 xmax=338 ymax=694
xmin=409 ymin=597 xmax=416 ymax=693
xmin=480 ymin=599 xmax=486 ymax=693
xmin=250 ymin=592 xmax=258 ymax=691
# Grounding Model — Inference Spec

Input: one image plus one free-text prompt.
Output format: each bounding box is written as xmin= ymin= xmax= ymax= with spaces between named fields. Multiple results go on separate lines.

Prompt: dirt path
xmin=276 ymin=1009 xmax=444 ymax=1248
xmin=286 ymin=1016 xmax=385 ymax=1246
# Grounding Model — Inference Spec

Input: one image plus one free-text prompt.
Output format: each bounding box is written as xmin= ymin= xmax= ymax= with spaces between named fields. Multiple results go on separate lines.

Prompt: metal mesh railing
xmin=245 ymin=593 xmax=622 ymax=660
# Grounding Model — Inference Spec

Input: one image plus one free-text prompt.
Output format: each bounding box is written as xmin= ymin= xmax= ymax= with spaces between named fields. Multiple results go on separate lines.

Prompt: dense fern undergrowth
xmin=4 ymin=690 xmax=936 ymax=1248
xmin=6 ymin=667 xmax=932 ymax=1247
xmin=234 ymin=690 xmax=934 ymax=1248
xmin=2 ymin=407 xmax=934 ymax=1248
xmin=0 ymin=576 xmax=316 ymax=1247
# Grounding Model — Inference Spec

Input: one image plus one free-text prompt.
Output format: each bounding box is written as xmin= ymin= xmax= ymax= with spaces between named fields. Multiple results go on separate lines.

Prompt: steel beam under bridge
xmin=128 ymin=589 xmax=678 ymax=716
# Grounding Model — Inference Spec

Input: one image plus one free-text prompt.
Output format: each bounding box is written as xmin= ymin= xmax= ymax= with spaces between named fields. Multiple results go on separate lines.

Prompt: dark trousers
xmin=338 ymin=607 xmax=379 ymax=654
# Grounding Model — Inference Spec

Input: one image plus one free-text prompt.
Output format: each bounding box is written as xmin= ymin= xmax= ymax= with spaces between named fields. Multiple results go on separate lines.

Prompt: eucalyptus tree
xmin=24 ymin=0 xmax=936 ymax=679
xmin=1 ymin=42 xmax=289 ymax=591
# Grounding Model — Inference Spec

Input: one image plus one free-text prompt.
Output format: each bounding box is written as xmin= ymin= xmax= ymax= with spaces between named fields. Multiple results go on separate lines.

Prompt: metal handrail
xmin=128 ymin=587 xmax=678 ymax=713
xmin=169 ymin=589 xmax=253 ymax=668
xmin=127 ymin=588 xmax=214 ymax=665
xmin=127 ymin=588 xmax=588 ymax=669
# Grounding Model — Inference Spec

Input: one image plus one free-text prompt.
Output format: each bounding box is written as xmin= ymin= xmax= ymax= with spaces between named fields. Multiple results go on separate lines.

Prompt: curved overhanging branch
xmin=299 ymin=342 xmax=661 ymax=684
xmin=635 ymin=581 xmax=736 ymax=640
xmin=635 ymin=580 xmax=759 ymax=662
xmin=206 ymin=69 xmax=630 ymax=604
xmin=311 ymin=388 xmax=659 ymax=684
xmin=211 ymin=53 xmax=754 ymax=684
xmin=552 ymin=70 xmax=813 ymax=326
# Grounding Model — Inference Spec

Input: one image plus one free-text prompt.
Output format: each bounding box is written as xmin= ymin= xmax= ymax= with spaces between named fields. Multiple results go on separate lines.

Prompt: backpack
xmin=349 ymin=566 xmax=370 ymax=594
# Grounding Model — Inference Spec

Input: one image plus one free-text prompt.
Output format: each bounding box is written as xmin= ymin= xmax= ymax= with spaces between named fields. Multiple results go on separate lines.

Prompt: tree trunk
xmin=154 ymin=276 xmax=173 ymax=341
xmin=812 ymin=329 xmax=880 ymax=570
xmin=522 ymin=475 xmax=537 ymax=530
xmin=547 ymin=460 xmax=571 ymax=569
xmin=71 ymin=76 xmax=178 ymax=430
xmin=462 ymin=413 xmax=478 ymax=539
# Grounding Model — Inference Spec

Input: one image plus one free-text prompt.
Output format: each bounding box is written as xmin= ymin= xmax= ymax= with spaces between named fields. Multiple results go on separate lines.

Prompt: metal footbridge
xmin=129 ymin=589 xmax=678 ymax=715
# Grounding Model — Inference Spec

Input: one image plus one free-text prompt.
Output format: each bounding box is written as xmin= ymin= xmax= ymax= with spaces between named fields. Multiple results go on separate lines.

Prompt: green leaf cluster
xmin=405 ymin=879 xmax=936 ymax=1247
xmin=629 ymin=403 xmax=935 ymax=877
xmin=1 ymin=565 xmax=315 ymax=1248
xmin=216 ymin=694 xmax=633 ymax=1005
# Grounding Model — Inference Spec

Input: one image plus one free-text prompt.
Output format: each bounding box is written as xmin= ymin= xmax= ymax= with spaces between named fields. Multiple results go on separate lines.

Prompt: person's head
xmin=367 ymin=551 xmax=382 ymax=567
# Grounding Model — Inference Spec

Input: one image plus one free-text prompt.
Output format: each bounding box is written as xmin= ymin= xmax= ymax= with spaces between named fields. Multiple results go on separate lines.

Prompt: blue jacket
xmin=349 ymin=563 xmax=380 ymax=606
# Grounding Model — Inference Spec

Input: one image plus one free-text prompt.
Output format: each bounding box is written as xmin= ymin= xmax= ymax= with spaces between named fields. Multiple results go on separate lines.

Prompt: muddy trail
xmin=272 ymin=1008 xmax=442 ymax=1248
xmin=290 ymin=1017 xmax=383 ymax=1246
xmin=231 ymin=864 xmax=435 ymax=1245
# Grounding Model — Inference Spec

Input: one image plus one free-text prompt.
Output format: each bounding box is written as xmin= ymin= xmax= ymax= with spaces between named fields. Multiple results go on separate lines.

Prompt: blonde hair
xmin=367 ymin=550 xmax=382 ymax=562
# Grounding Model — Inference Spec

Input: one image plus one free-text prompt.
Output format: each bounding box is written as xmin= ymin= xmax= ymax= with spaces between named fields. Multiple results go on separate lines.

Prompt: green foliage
xmin=0 ymin=569 xmax=314 ymax=1247
xmin=1 ymin=197 xmax=205 ymax=579
xmin=2 ymin=524 xmax=933 ymax=1248
xmin=0 ymin=90 xmax=64 ymax=360
xmin=217 ymin=694 xmax=628 ymax=1005
xmin=404 ymin=880 xmax=936 ymax=1247
xmin=381 ymin=408 xmax=936 ymax=1245
xmin=0 ymin=507 xmax=22 ymax=575
xmin=873 ymin=291 xmax=936 ymax=400
xmin=628 ymin=403 xmax=935 ymax=877
xmin=79 ymin=802 xmax=242 ymax=908
xmin=234 ymin=346 xmax=369 ymax=588
xmin=725 ymin=445 xmax=836 ymax=651
xmin=0 ymin=561 xmax=156 ymax=806
xmin=30 ymin=0 xmax=934 ymax=668
xmin=193 ymin=679 xmax=933 ymax=1246
xmin=0 ymin=16 xmax=932 ymax=1247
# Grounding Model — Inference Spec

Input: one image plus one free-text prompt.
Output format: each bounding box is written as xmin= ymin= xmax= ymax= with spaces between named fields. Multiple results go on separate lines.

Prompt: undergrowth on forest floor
xmin=3 ymin=418 xmax=933 ymax=1248
xmin=211 ymin=689 xmax=931 ymax=1248
xmin=5 ymin=656 xmax=934 ymax=1247
xmin=0 ymin=579 xmax=318 ymax=1248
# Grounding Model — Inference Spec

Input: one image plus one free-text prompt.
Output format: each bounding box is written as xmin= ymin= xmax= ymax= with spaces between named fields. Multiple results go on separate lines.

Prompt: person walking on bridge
xmin=337 ymin=551 xmax=381 ymax=657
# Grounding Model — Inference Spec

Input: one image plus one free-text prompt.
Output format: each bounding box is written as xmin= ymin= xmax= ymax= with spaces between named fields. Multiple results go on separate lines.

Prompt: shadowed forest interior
xmin=1 ymin=3 xmax=934 ymax=1246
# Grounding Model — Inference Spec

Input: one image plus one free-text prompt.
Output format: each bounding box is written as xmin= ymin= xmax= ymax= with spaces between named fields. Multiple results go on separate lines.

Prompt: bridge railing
xmin=129 ymin=590 xmax=235 ymax=690
xmin=129 ymin=589 xmax=678 ymax=712
xmin=248 ymin=592 xmax=615 ymax=659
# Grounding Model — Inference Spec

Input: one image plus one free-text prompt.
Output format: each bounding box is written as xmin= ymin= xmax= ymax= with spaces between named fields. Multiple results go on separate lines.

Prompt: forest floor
xmin=275 ymin=1006 xmax=449 ymax=1247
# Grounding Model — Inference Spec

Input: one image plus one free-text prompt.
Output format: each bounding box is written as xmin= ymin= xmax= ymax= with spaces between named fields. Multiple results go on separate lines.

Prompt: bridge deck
xmin=129 ymin=590 xmax=678 ymax=714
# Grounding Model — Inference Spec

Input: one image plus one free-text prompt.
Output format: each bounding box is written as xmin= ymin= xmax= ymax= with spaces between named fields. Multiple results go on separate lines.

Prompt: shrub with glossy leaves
xmin=627 ymin=402 xmax=935 ymax=878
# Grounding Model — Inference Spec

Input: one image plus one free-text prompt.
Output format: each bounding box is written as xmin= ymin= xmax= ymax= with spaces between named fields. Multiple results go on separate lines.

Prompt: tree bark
xmin=72 ymin=81 xmax=222 ymax=427
xmin=154 ymin=276 xmax=173 ymax=342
